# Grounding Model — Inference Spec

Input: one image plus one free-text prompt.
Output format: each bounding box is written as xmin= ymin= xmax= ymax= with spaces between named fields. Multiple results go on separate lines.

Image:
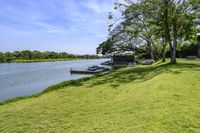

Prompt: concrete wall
xmin=112 ymin=55 xmax=134 ymax=64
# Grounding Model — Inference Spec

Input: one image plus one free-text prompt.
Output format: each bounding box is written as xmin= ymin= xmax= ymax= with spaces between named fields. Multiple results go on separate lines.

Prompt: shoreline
xmin=0 ymin=72 xmax=108 ymax=106
xmin=0 ymin=58 xmax=110 ymax=104
xmin=0 ymin=58 xmax=92 ymax=64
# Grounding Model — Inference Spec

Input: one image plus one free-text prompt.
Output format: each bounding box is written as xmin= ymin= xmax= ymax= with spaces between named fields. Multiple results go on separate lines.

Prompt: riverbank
xmin=0 ymin=59 xmax=108 ymax=101
xmin=1 ymin=59 xmax=200 ymax=132
xmin=0 ymin=51 xmax=101 ymax=63
xmin=0 ymin=75 xmax=100 ymax=105
xmin=6 ymin=58 xmax=89 ymax=63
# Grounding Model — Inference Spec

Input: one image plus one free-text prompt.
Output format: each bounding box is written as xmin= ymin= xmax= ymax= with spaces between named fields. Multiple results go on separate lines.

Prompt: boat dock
xmin=70 ymin=69 xmax=103 ymax=74
xmin=70 ymin=66 xmax=110 ymax=74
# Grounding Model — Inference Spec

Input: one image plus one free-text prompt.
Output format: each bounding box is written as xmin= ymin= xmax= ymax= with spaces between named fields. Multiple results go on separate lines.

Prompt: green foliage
xmin=0 ymin=52 xmax=5 ymax=62
xmin=99 ymin=0 xmax=199 ymax=63
xmin=0 ymin=51 xmax=101 ymax=63
xmin=4 ymin=52 xmax=16 ymax=62
xmin=96 ymin=38 xmax=115 ymax=55
xmin=97 ymin=24 xmax=142 ymax=55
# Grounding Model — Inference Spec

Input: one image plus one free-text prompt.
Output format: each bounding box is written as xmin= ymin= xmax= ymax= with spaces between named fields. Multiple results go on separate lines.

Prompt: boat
xmin=70 ymin=66 xmax=110 ymax=74
xmin=87 ymin=66 xmax=104 ymax=71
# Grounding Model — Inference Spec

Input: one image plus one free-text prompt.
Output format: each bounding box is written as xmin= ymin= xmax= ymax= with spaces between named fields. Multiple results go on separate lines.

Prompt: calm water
xmin=0 ymin=59 xmax=109 ymax=101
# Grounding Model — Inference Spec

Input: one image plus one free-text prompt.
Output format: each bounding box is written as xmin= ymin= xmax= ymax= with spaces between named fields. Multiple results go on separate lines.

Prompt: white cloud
xmin=83 ymin=0 xmax=114 ymax=13
xmin=0 ymin=0 xmax=116 ymax=54
xmin=35 ymin=22 xmax=65 ymax=33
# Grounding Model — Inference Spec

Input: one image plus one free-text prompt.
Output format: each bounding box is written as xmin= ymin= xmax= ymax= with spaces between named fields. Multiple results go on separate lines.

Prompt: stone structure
xmin=112 ymin=55 xmax=134 ymax=66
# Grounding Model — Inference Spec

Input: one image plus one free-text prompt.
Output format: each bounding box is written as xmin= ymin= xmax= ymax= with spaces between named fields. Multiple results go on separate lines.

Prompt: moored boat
xmin=70 ymin=65 xmax=110 ymax=74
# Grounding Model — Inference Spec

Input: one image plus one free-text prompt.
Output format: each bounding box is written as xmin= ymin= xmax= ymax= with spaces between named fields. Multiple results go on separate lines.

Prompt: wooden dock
xmin=70 ymin=67 xmax=110 ymax=74
xmin=70 ymin=69 xmax=102 ymax=74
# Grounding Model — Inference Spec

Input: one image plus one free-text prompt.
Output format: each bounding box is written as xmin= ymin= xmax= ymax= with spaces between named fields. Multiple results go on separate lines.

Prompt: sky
xmin=0 ymin=0 xmax=117 ymax=54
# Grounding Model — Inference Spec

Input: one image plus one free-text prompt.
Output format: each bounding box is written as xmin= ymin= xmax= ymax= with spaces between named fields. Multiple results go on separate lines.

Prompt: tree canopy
xmin=97 ymin=0 xmax=199 ymax=63
xmin=0 ymin=51 xmax=100 ymax=63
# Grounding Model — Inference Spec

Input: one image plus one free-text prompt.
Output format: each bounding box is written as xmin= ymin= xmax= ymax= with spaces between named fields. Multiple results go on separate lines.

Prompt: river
xmin=0 ymin=59 xmax=109 ymax=101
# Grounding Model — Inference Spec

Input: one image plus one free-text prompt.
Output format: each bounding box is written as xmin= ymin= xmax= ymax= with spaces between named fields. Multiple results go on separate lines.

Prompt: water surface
xmin=0 ymin=59 xmax=109 ymax=101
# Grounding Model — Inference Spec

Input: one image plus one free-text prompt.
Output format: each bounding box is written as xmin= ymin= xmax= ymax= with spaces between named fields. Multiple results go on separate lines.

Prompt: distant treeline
xmin=0 ymin=50 xmax=100 ymax=63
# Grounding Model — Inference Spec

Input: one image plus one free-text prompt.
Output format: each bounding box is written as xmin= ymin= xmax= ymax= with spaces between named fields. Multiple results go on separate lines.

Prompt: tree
xmin=108 ymin=0 xmax=162 ymax=60
xmin=146 ymin=0 xmax=198 ymax=63
xmin=97 ymin=38 xmax=115 ymax=55
xmin=0 ymin=52 xmax=5 ymax=63
xmin=97 ymin=22 xmax=145 ymax=55
xmin=4 ymin=52 xmax=15 ymax=62
xmin=105 ymin=0 xmax=199 ymax=63
xmin=0 ymin=51 xmax=99 ymax=63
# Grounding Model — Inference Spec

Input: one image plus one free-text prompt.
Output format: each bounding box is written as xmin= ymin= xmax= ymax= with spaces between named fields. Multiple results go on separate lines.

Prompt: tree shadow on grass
xmin=88 ymin=61 xmax=200 ymax=88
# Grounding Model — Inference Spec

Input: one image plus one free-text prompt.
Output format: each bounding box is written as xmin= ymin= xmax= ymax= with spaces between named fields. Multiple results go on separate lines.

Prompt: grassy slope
xmin=1 ymin=59 xmax=200 ymax=132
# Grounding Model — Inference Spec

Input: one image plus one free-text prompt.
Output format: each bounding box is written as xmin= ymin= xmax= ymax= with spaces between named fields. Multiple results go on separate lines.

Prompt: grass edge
xmin=0 ymin=72 xmax=110 ymax=106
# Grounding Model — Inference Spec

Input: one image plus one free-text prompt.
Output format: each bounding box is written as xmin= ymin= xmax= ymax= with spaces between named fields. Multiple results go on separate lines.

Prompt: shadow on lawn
xmin=1 ymin=61 xmax=200 ymax=106
xmin=88 ymin=61 xmax=200 ymax=88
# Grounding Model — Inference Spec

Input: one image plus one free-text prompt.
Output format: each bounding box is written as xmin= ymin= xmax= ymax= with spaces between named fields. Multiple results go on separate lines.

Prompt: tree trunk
xmin=147 ymin=41 xmax=154 ymax=60
xmin=163 ymin=0 xmax=174 ymax=63
xmin=162 ymin=43 xmax=167 ymax=62
xmin=150 ymin=39 xmax=159 ymax=61
xmin=171 ymin=15 xmax=177 ymax=64
xmin=198 ymin=35 xmax=200 ymax=58
xmin=171 ymin=45 xmax=177 ymax=64
xmin=171 ymin=48 xmax=176 ymax=63
xmin=162 ymin=49 xmax=166 ymax=62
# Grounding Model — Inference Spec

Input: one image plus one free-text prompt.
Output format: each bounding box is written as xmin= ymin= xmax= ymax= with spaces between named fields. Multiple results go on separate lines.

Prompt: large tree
xmin=104 ymin=0 xmax=199 ymax=63
xmin=97 ymin=23 xmax=144 ymax=55
xmin=160 ymin=0 xmax=198 ymax=63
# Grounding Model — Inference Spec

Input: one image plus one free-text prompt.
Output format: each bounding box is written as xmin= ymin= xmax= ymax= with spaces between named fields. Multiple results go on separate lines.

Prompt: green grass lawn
xmin=1 ymin=59 xmax=200 ymax=132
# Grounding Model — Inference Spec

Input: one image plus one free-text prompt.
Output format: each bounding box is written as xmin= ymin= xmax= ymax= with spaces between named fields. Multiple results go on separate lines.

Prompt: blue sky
xmin=0 ymin=0 xmax=116 ymax=54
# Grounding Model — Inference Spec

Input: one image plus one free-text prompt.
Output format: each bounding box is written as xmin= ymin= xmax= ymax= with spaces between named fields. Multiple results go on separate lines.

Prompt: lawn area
xmin=1 ymin=59 xmax=200 ymax=132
